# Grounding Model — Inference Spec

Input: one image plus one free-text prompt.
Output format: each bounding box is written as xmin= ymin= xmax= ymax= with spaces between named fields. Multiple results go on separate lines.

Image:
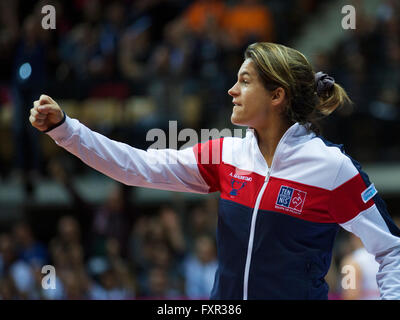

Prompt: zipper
xmin=242 ymin=170 xmax=270 ymax=300
xmin=242 ymin=125 xmax=293 ymax=300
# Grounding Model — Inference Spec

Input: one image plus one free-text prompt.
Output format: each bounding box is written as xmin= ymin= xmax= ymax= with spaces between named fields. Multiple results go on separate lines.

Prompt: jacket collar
xmin=245 ymin=123 xmax=316 ymax=174
xmin=246 ymin=122 xmax=314 ymax=141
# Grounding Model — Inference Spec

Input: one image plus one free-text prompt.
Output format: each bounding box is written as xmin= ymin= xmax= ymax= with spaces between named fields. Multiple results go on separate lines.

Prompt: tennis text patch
xmin=275 ymin=186 xmax=307 ymax=214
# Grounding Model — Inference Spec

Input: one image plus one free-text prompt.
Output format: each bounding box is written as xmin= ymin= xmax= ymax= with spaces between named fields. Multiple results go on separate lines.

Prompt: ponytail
xmin=315 ymin=71 xmax=352 ymax=116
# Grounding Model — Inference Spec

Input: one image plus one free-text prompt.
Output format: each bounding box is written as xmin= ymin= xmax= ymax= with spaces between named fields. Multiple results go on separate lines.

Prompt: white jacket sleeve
xmin=46 ymin=116 xmax=210 ymax=194
xmin=330 ymin=156 xmax=400 ymax=300
xmin=340 ymin=203 xmax=400 ymax=300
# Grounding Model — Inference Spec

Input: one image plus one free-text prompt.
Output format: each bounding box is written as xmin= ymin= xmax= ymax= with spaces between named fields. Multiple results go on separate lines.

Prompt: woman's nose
xmin=228 ymin=82 xmax=239 ymax=97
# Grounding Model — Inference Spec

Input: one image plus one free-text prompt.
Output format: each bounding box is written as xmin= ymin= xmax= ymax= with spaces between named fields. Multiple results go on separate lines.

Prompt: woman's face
xmin=228 ymin=58 xmax=273 ymax=129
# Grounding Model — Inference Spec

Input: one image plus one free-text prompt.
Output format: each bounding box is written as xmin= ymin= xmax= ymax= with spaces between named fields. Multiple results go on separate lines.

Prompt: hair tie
xmin=315 ymin=71 xmax=335 ymax=95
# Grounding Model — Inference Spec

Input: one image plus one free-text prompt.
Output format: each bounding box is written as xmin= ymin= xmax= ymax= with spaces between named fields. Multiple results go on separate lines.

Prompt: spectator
xmin=89 ymin=267 xmax=128 ymax=299
xmin=144 ymin=266 xmax=180 ymax=299
xmin=159 ymin=206 xmax=186 ymax=257
xmin=118 ymin=23 xmax=152 ymax=93
xmin=104 ymin=237 xmax=136 ymax=296
xmin=0 ymin=1 xmax=19 ymax=85
xmin=184 ymin=204 xmax=216 ymax=250
xmin=90 ymin=183 xmax=133 ymax=258
xmin=11 ymin=14 xmax=47 ymax=196
xmin=58 ymin=268 xmax=87 ymax=299
xmin=183 ymin=234 xmax=217 ymax=299
xmin=128 ymin=207 xmax=186 ymax=297
xmin=182 ymin=0 xmax=226 ymax=35
xmin=0 ymin=276 xmax=19 ymax=300
xmin=0 ymin=233 xmax=37 ymax=299
xmin=222 ymin=0 xmax=275 ymax=48
xmin=340 ymin=233 xmax=380 ymax=300
xmin=88 ymin=237 xmax=136 ymax=299
xmin=12 ymin=221 xmax=48 ymax=267
xmin=51 ymin=215 xmax=82 ymax=250
xmin=47 ymin=239 xmax=92 ymax=299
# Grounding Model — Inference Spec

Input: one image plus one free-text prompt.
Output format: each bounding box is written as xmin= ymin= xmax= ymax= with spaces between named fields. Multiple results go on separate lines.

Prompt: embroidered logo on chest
xmin=275 ymin=186 xmax=307 ymax=214
xmin=228 ymin=172 xmax=252 ymax=197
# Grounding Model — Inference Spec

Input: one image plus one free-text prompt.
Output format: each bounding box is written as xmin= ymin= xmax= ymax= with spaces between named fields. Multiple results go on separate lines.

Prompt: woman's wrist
xmin=43 ymin=111 xmax=66 ymax=133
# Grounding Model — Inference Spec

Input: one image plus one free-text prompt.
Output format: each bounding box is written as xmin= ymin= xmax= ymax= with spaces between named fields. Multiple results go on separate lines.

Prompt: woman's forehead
xmin=238 ymin=58 xmax=256 ymax=77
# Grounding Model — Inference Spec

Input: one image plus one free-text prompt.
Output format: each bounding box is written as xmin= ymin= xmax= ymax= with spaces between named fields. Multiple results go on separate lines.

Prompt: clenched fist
xmin=29 ymin=94 xmax=65 ymax=132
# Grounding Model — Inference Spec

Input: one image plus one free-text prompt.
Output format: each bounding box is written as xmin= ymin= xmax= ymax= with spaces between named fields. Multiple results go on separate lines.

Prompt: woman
xmin=29 ymin=42 xmax=400 ymax=300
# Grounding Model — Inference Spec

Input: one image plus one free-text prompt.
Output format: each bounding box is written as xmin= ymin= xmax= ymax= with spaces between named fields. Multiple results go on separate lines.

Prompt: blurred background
xmin=0 ymin=0 xmax=399 ymax=300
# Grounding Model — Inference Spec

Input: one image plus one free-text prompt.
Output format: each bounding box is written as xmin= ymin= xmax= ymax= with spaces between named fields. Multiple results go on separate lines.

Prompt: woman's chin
xmin=231 ymin=114 xmax=247 ymax=127
xmin=230 ymin=113 xmax=239 ymax=125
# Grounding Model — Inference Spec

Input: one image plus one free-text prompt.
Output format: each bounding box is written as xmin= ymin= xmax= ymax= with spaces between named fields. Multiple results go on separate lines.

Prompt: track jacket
xmin=47 ymin=116 xmax=400 ymax=300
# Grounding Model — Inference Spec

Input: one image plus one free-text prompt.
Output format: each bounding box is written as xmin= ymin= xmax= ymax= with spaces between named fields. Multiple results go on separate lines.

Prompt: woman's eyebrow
xmin=238 ymin=71 xmax=251 ymax=78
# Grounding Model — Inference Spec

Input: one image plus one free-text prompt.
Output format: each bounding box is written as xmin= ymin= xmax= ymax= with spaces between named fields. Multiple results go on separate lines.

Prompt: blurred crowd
xmin=2 ymin=168 xmax=398 ymax=299
xmin=316 ymin=0 xmax=400 ymax=163
xmin=0 ymin=0 xmax=399 ymax=300
xmin=0 ymin=158 xmax=220 ymax=299
xmin=0 ymin=0 xmax=333 ymax=181
xmin=0 ymin=0 xmax=398 ymax=182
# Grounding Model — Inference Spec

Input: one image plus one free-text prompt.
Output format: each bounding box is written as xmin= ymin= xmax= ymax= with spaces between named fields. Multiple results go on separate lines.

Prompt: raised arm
xmin=29 ymin=95 xmax=212 ymax=194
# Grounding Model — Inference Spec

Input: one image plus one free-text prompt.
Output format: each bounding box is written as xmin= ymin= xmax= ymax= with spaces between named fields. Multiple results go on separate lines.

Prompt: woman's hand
xmin=29 ymin=94 xmax=64 ymax=132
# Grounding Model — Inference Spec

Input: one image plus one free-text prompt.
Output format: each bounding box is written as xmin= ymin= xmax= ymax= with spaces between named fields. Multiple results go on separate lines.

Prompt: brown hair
xmin=244 ymin=42 xmax=352 ymax=133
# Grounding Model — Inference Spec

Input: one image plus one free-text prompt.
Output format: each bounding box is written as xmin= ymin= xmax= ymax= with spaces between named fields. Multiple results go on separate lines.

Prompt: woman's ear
xmin=270 ymin=87 xmax=286 ymax=107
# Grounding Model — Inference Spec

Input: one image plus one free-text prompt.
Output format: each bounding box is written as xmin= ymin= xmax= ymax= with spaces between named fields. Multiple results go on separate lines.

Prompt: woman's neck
xmin=254 ymin=120 xmax=291 ymax=168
